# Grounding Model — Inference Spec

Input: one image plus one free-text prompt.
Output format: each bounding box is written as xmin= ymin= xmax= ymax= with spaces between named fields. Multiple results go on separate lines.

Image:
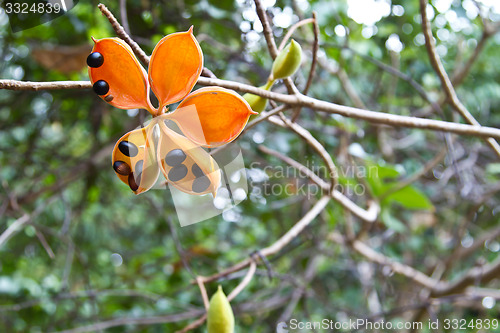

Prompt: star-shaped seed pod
xmin=87 ymin=27 xmax=256 ymax=196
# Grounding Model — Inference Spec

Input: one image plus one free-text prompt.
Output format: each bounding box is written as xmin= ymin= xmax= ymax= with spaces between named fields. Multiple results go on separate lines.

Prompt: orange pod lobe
xmin=148 ymin=27 xmax=203 ymax=108
xmin=88 ymin=38 xmax=151 ymax=112
xmin=157 ymin=120 xmax=221 ymax=196
xmin=168 ymin=87 xmax=256 ymax=148
xmin=112 ymin=124 xmax=160 ymax=194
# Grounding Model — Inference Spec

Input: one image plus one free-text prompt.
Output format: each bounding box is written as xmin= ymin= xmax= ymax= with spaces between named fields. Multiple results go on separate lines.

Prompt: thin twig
xmin=98 ymin=3 xmax=150 ymax=66
xmin=254 ymin=0 xmax=278 ymax=59
xmin=269 ymin=115 xmax=338 ymax=190
xmin=196 ymin=277 xmax=210 ymax=310
xmin=254 ymin=0 xmax=300 ymax=96
xmin=2 ymin=78 xmax=500 ymax=140
xmin=419 ymin=0 xmax=500 ymax=158
xmin=119 ymin=0 xmax=131 ymax=36
xmin=174 ymin=314 xmax=207 ymax=333
xmin=0 ymin=80 xmax=91 ymax=90
xmin=329 ymin=232 xmax=441 ymax=290
xmin=196 ymin=76 xmax=500 ymax=140
xmin=258 ymin=144 xmax=379 ymax=222
xmin=35 ymin=228 xmax=55 ymax=259
xmin=180 ymin=260 xmax=256 ymax=332
xmin=277 ymin=17 xmax=315 ymax=52
xmin=228 ymin=259 xmax=257 ymax=301
xmin=200 ymin=196 xmax=330 ymax=283
xmin=302 ymin=12 xmax=319 ymax=96
xmin=291 ymin=12 xmax=319 ymax=122
xmin=51 ymin=310 xmax=204 ymax=333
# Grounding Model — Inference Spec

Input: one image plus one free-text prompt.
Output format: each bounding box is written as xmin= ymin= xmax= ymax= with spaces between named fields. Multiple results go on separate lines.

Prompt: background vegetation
xmin=1 ymin=0 xmax=500 ymax=332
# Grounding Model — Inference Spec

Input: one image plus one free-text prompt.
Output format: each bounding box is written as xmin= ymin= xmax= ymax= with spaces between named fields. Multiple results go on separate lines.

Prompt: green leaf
xmin=385 ymin=186 xmax=434 ymax=210
xmin=381 ymin=209 xmax=406 ymax=233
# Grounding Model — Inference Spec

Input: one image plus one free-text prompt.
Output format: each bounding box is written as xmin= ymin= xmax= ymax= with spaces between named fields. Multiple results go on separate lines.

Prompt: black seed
xmin=118 ymin=141 xmax=138 ymax=157
xmin=104 ymin=95 xmax=114 ymax=102
xmin=128 ymin=172 xmax=141 ymax=191
xmin=135 ymin=160 xmax=144 ymax=175
xmin=192 ymin=176 xmax=210 ymax=193
xmin=93 ymin=80 xmax=109 ymax=95
xmin=165 ymin=149 xmax=186 ymax=166
xmin=192 ymin=164 xmax=204 ymax=178
xmin=168 ymin=164 xmax=188 ymax=182
xmin=87 ymin=52 xmax=104 ymax=68
xmin=113 ymin=160 xmax=131 ymax=176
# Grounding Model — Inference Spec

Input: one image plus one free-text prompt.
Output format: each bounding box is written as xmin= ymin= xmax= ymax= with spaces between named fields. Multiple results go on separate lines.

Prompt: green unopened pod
xmin=207 ymin=285 xmax=235 ymax=333
xmin=271 ymin=39 xmax=302 ymax=80
xmin=243 ymin=80 xmax=273 ymax=113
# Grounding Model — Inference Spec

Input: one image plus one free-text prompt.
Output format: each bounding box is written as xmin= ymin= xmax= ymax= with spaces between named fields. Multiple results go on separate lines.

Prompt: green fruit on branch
xmin=243 ymin=80 xmax=274 ymax=113
xmin=207 ymin=285 xmax=235 ymax=333
xmin=271 ymin=39 xmax=302 ymax=80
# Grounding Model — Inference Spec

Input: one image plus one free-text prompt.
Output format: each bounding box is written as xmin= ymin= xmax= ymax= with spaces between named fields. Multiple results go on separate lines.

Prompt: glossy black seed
xmin=93 ymin=80 xmax=109 ymax=95
xmin=128 ymin=172 xmax=141 ymax=191
xmin=192 ymin=176 xmax=210 ymax=193
xmin=87 ymin=52 xmax=104 ymax=68
xmin=118 ymin=141 xmax=138 ymax=157
xmin=168 ymin=164 xmax=188 ymax=182
xmin=165 ymin=149 xmax=186 ymax=166
xmin=135 ymin=160 xmax=144 ymax=175
xmin=192 ymin=164 xmax=204 ymax=178
xmin=113 ymin=160 xmax=131 ymax=176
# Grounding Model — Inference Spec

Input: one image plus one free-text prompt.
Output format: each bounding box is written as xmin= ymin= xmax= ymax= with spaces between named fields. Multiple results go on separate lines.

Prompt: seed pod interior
xmin=111 ymin=125 xmax=159 ymax=194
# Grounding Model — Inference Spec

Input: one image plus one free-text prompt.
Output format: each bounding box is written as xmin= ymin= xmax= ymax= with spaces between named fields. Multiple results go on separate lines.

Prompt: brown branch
xmin=228 ymin=259 xmax=257 ymax=301
xmin=419 ymin=0 xmax=500 ymax=158
xmin=269 ymin=114 xmax=338 ymax=190
xmin=291 ymin=12 xmax=319 ymax=122
xmin=258 ymin=145 xmax=379 ymax=223
xmin=196 ymin=277 xmax=210 ymax=310
xmin=197 ymin=76 xmax=500 ymax=140
xmin=432 ymin=255 xmax=500 ymax=297
xmin=329 ymin=232 xmax=441 ymax=290
xmin=254 ymin=0 xmax=300 ymax=96
xmin=51 ymin=310 xmax=204 ymax=333
xmin=0 ymin=80 xmax=91 ymax=90
xmin=200 ymin=196 xmax=330 ymax=283
xmin=277 ymin=17 xmax=315 ymax=52
xmin=179 ymin=260 xmax=256 ymax=332
xmin=175 ymin=314 xmax=207 ymax=333
xmin=118 ymin=0 xmax=131 ymax=35
xmin=98 ymin=3 xmax=150 ymax=66
xmin=2 ymin=77 xmax=500 ymax=141
xmin=98 ymin=3 xmax=216 ymax=78
xmin=451 ymin=21 xmax=500 ymax=86
xmin=303 ymin=12 xmax=319 ymax=95
xmin=254 ymin=0 xmax=279 ymax=59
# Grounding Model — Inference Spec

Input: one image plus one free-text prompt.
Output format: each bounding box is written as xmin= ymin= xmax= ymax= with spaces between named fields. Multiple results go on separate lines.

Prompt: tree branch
xmin=200 ymin=196 xmax=330 ymax=283
xmin=98 ymin=3 xmax=150 ymax=66
xmin=419 ymin=0 xmax=500 ymax=158
xmin=2 ymin=77 xmax=500 ymax=141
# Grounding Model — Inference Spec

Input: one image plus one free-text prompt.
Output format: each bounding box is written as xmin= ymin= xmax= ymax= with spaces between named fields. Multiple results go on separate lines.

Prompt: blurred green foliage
xmin=1 ymin=0 xmax=500 ymax=332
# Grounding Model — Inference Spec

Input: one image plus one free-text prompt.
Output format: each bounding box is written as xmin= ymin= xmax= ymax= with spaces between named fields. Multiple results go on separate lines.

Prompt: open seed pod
xmin=165 ymin=87 xmax=256 ymax=148
xmin=157 ymin=120 xmax=221 ymax=196
xmin=111 ymin=124 xmax=160 ymax=194
xmin=88 ymin=37 xmax=152 ymax=113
